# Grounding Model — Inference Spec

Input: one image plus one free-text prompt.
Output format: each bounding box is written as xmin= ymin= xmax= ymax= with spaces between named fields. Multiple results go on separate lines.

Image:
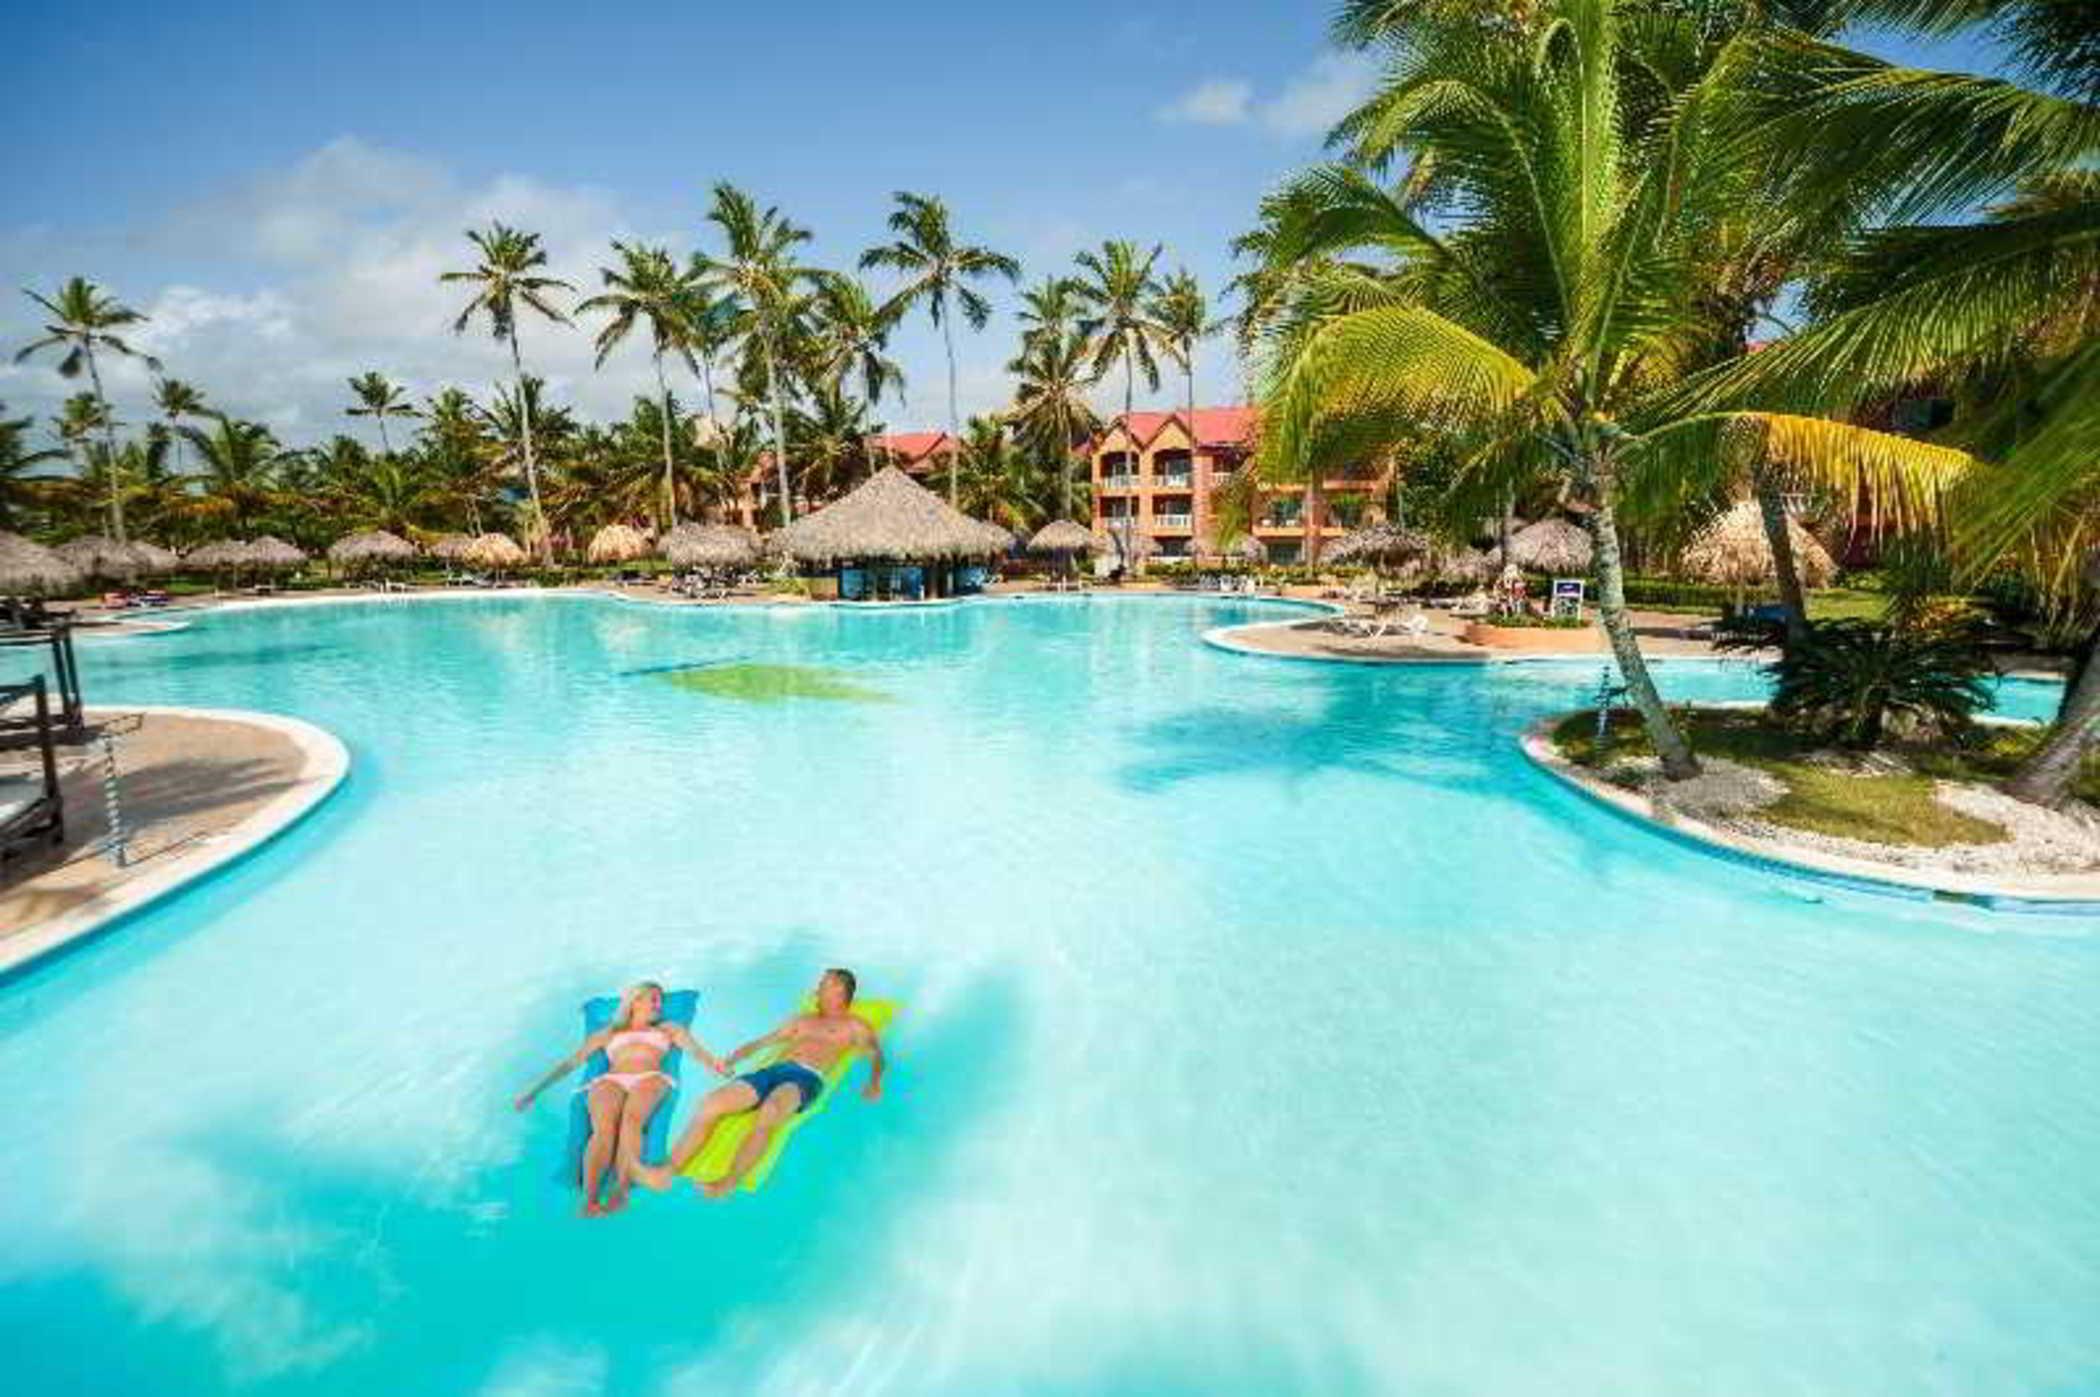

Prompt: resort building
xmin=731 ymin=432 xmax=959 ymax=532
xmin=1088 ymin=407 xmax=1393 ymax=565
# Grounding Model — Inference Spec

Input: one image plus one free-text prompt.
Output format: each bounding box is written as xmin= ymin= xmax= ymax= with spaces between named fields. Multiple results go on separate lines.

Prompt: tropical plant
xmin=1006 ymin=327 xmax=1100 ymax=518
xmin=441 ymin=223 xmax=573 ymax=560
xmin=179 ymin=414 xmax=284 ymax=533
xmin=345 ymin=372 xmax=421 ymax=457
xmin=1768 ymin=616 xmax=1995 ymax=749
xmin=578 ymin=241 xmax=703 ymax=530
xmin=1016 ymin=276 xmax=1086 ymax=348
xmin=1072 ymin=240 xmax=1167 ymax=493
xmin=860 ymin=192 xmax=1020 ymax=504
xmin=1241 ymin=0 xmax=1979 ymax=779
xmin=955 ymin=417 xmax=1048 ymax=532
xmin=153 ymin=377 xmax=208 ymax=481
xmin=0 ymin=402 xmax=65 ymax=531
xmin=811 ymin=275 xmax=907 ymax=412
xmin=698 ymin=183 xmax=817 ymax=527
xmin=1150 ymin=266 xmax=1214 ymax=480
xmin=14 ymin=277 xmax=159 ymax=541
xmin=788 ymin=384 xmax=881 ymax=503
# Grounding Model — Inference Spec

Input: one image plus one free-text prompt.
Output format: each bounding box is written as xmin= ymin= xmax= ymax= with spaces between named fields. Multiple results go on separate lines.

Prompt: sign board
xmin=1550 ymin=578 xmax=1586 ymax=620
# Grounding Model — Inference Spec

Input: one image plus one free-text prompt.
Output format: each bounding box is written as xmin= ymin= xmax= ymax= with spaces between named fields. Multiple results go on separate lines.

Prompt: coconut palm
xmin=1016 ymin=276 xmax=1086 ymax=348
xmin=0 ymin=403 xmax=64 ymax=531
xmin=678 ymin=282 xmax=743 ymax=431
xmin=860 ymin=192 xmax=1021 ymax=504
xmin=153 ymin=377 xmax=208 ymax=480
xmin=956 ymin=417 xmax=1048 ymax=533
xmin=180 ymin=414 xmax=284 ymax=533
xmin=419 ymin=387 xmax=494 ymax=533
xmin=14 ymin=278 xmax=159 ymax=542
xmin=578 ymin=241 xmax=702 ymax=531
xmin=1150 ymin=267 xmax=1214 ymax=475
xmin=345 ymin=372 xmax=421 ymax=457
xmin=811 ymin=275 xmax=907 ymax=411
xmin=698 ymin=183 xmax=818 ymax=528
xmin=1006 ymin=327 xmax=1102 ymax=518
xmin=1072 ymin=240 xmax=1168 ymax=480
xmin=441 ymin=223 xmax=573 ymax=561
xmin=1246 ymin=0 xmax=1978 ymax=780
xmin=788 ymin=384 xmax=881 ymax=504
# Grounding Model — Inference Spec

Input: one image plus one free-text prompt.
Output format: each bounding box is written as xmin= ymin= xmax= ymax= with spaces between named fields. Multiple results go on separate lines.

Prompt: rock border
xmin=0 ymin=706 xmax=351 ymax=980
xmin=1520 ymin=714 xmax=2100 ymax=914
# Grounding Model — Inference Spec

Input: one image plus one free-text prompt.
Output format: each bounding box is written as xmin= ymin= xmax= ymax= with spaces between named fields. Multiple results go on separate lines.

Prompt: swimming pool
xmin=2 ymin=594 xmax=2094 ymax=1395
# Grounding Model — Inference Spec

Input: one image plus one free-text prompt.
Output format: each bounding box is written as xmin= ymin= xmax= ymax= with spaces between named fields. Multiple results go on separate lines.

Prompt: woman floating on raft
xmin=515 ymin=981 xmax=728 ymax=1216
xmin=638 ymin=968 xmax=886 ymax=1199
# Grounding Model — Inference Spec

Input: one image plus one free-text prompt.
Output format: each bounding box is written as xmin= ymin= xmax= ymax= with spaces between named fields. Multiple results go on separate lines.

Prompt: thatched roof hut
xmin=585 ymin=523 xmax=654 ymax=565
xmin=183 ymin=539 xmax=253 ymax=571
xmin=974 ymin=520 xmax=1018 ymax=555
xmin=55 ymin=535 xmax=146 ymax=580
xmin=770 ymin=466 xmax=1008 ymax=565
xmin=1326 ymin=522 xmax=1429 ymax=569
xmin=328 ymin=530 xmax=418 ymax=566
xmin=0 ymin=532 xmax=84 ymax=595
xmin=1434 ymin=546 xmax=1498 ymax=584
xmin=1679 ymin=499 xmax=1836 ymax=590
xmin=462 ymin=532 xmax=527 ymax=570
xmin=247 ymin=536 xmax=309 ymax=570
xmin=130 ymin=541 xmax=182 ymax=574
xmin=1097 ymin=527 xmax=1159 ymax=563
xmin=1028 ymin=520 xmax=1094 ymax=554
xmin=664 ymin=523 xmax=760 ymax=569
xmin=427 ymin=532 xmax=476 ymax=561
xmin=1508 ymin=518 xmax=1593 ymax=574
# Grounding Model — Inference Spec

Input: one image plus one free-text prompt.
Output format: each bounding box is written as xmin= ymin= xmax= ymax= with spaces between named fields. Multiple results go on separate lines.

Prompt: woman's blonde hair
xmin=611 ymin=980 xmax=665 ymax=1032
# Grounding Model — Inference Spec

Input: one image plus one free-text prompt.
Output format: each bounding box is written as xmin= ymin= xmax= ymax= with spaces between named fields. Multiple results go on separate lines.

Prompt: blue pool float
xmin=558 ymin=988 xmax=699 ymax=1186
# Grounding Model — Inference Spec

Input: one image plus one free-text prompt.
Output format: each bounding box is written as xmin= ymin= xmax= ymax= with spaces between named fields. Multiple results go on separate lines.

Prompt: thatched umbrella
xmin=462 ymin=532 xmax=527 ymax=571
xmin=328 ymin=529 xmax=418 ymax=569
xmin=1326 ymin=522 xmax=1430 ymax=570
xmin=1679 ymin=499 xmax=1836 ymax=592
xmin=586 ymin=523 xmax=654 ymax=565
xmin=0 ymin=531 xmax=84 ymax=596
xmin=54 ymin=535 xmax=142 ymax=581
xmin=974 ymin=520 xmax=1018 ymax=555
xmin=1097 ymin=525 xmax=1159 ymax=566
xmin=183 ymin=539 xmax=252 ymax=573
xmin=771 ymin=465 xmax=1009 ymax=565
xmin=129 ymin=541 xmax=182 ymax=575
xmin=664 ymin=523 xmax=760 ymax=570
xmin=1507 ymin=518 xmax=1593 ymax=574
xmin=246 ymin=535 xmax=309 ymax=571
xmin=1029 ymin=520 xmax=1094 ymax=554
xmin=427 ymin=532 xmax=476 ymax=562
xmin=1433 ymin=546 xmax=1498 ymax=585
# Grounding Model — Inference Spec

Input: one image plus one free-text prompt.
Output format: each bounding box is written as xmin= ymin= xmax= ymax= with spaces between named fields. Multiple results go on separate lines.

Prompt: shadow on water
xmin=10 ymin=959 xmax=1021 ymax=1396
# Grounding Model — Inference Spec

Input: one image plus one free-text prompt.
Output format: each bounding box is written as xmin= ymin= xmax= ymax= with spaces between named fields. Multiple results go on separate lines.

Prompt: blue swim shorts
xmin=737 ymin=1061 xmax=824 ymax=1112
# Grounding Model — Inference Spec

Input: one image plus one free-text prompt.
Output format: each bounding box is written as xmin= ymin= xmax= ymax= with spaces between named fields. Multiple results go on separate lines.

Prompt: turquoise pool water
xmin=1 ymin=594 xmax=2094 ymax=1396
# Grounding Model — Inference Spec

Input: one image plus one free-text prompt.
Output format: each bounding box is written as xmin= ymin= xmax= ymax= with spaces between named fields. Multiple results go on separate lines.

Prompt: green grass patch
xmin=664 ymin=663 xmax=891 ymax=704
xmin=1551 ymin=707 xmax=2014 ymax=848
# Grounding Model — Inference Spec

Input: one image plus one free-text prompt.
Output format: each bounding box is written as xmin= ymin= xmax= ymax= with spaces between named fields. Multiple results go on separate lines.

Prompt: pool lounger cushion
xmin=560 ymin=988 xmax=700 ymax=1186
xmin=679 ymin=997 xmax=896 ymax=1193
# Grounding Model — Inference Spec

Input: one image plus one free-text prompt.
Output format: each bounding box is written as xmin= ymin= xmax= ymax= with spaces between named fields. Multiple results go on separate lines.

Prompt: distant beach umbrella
xmin=664 ymin=523 xmax=760 ymax=569
xmin=182 ymin=539 xmax=253 ymax=571
xmin=462 ymin=532 xmax=527 ymax=571
xmin=54 ymin=534 xmax=142 ymax=581
xmin=246 ymin=535 xmax=309 ymax=571
xmin=1679 ymin=499 xmax=1835 ymax=590
xmin=328 ymin=529 xmax=419 ymax=567
xmin=128 ymin=541 xmax=182 ymax=575
xmin=427 ymin=532 xmax=477 ymax=561
xmin=1327 ymin=522 xmax=1429 ymax=569
xmin=1507 ymin=518 xmax=1593 ymax=573
xmin=1028 ymin=520 xmax=1094 ymax=554
xmin=0 ymin=531 xmax=84 ymax=596
xmin=585 ymin=523 xmax=654 ymax=565
xmin=973 ymin=520 xmax=1018 ymax=555
xmin=1433 ymin=546 xmax=1497 ymax=584
xmin=1098 ymin=526 xmax=1159 ymax=564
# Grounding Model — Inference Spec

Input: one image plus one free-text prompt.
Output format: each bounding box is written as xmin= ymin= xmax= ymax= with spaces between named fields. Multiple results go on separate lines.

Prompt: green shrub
xmin=1769 ymin=618 xmax=1994 ymax=750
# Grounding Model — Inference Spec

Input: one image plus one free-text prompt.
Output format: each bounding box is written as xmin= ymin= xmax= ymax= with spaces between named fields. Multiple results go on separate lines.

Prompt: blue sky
xmin=0 ymin=2 xmax=2012 ymax=450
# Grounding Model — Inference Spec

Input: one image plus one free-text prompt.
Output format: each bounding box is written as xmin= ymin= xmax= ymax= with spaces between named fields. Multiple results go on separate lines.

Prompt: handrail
xmin=0 ymin=675 xmax=65 ymax=858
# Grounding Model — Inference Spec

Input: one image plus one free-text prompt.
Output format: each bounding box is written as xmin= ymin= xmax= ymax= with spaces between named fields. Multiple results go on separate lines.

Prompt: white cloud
xmin=1156 ymin=78 xmax=1253 ymax=126
xmin=1260 ymin=52 xmax=1380 ymax=136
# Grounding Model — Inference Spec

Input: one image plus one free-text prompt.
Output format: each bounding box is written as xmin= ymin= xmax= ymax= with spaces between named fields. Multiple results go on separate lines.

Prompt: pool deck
xmin=0 ymin=706 xmax=348 ymax=975
xmin=1204 ymin=604 xmax=1728 ymax=663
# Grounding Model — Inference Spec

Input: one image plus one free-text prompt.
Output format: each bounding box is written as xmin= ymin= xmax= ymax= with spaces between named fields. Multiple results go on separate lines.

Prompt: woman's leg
xmin=580 ymin=1081 xmax=626 ymax=1216
xmin=603 ymin=1077 xmax=671 ymax=1213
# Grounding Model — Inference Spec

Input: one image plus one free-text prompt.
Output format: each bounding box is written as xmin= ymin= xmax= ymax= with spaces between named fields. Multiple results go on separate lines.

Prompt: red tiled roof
xmin=1100 ymin=407 xmax=1257 ymax=451
xmin=871 ymin=431 xmax=958 ymax=466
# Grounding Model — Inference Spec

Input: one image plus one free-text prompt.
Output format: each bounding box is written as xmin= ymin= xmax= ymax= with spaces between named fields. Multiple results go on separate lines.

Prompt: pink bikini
xmin=587 ymin=1026 xmax=674 ymax=1093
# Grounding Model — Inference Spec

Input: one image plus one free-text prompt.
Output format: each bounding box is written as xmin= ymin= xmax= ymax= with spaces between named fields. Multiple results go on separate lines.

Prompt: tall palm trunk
xmin=508 ymin=330 xmax=551 ymax=563
xmin=1585 ymin=454 xmax=1699 ymax=779
xmin=83 ymin=344 xmax=126 ymax=543
xmin=760 ymin=327 xmax=793 ymax=527
xmin=2005 ymin=629 xmax=2098 ymax=807
xmin=377 ymin=416 xmax=393 ymax=458
xmin=654 ymin=351 xmax=678 ymax=530
xmin=1752 ymin=465 xmax=1810 ymax=647
xmin=1121 ymin=349 xmax=1138 ymax=570
xmin=941 ymin=312 xmax=961 ymax=505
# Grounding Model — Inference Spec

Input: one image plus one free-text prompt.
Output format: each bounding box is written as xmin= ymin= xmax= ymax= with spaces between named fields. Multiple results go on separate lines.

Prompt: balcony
xmin=1151 ymin=512 xmax=1193 ymax=532
xmin=1099 ymin=474 xmax=1140 ymax=491
xmin=1153 ymin=472 xmax=1193 ymax=489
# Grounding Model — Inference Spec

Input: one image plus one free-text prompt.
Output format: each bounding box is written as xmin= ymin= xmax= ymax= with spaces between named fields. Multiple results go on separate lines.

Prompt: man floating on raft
xmin=637 ymin=967 xmax=887 ymax=1199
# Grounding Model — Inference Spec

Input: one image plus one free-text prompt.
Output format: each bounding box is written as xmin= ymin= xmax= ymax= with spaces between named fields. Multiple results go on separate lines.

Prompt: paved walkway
xmin=1216 ymin=603 xmax=1729 ymax=663
xmin=0 ymin=709 xmax=336 ymax=960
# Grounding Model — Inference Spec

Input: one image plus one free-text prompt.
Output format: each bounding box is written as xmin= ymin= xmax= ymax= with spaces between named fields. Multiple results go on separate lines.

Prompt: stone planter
xmin=1463 ymin=620 xmax=1604 ymax=652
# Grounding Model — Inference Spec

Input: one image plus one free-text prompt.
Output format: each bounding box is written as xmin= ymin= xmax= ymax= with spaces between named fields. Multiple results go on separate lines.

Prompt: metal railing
xmin=0 ymin=622 xmax=82 ymax=742
xmin=1151 ymin=512 xmax=1194 ymax=530
xmin=1100 ymin=474 xmax=1140 ymax=491
xmin=0 ymin=675 xmax=65 ymax=861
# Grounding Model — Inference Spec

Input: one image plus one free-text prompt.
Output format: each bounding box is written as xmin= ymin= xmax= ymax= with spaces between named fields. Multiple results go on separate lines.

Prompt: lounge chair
xmin=1449 ymin=591 xmax=1492 ymax=619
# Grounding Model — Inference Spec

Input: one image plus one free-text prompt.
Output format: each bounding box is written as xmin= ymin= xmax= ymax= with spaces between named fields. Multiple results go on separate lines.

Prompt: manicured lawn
xmin=1547 ymin=708 xmax=2068 ymax=848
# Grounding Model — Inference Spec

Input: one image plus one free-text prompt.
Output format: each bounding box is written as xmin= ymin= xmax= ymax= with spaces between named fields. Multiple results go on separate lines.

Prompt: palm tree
xmin=812 ymin=275 xmax=907 ymax=411
xmin=441 ymin=223 xmax=573 ymax=561
xmin=788 ymin=384 xmax=881 ymax=503
xmin=1006 ymin=328 xmax=1102 ymax=518
xmin=579 ymin=241 xmax=702 ymax=531
xmin=153 ymin=377 xmax=208 ymax=481
xmin=1150 ymin=267 xmax=1213 ymax=485
xmin=860 ymin=192 xmax=1021 ymax=504
xmin=956 ymin=416 xmax=1046 ymax=532
xmin=1072 ymin=240 xmax=1167 ymax=565
xmin=180 ymin=414 xmax=284 ymax=534
xmin=1246 ymin=0 xmax=1976 ymax=780
xmin=419 ymin=388 xmax=493 ymax=533
xmin=697 ymin=183 xmax=817 ymax=527
xmin=677 ymin=281 xmax=743 ymax=432
xmin=14 ymin=277 xmax=159 ymax=542
xmin=345 ymin=372 xmax=421 ymax=457
xmin=0 ymin=402 xmax=65 ymax=531
xmin=1016 ymin=276 xmax=1085 ymax=349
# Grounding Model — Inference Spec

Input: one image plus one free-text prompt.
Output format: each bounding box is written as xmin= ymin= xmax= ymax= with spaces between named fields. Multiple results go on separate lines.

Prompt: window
xmin=1263 ymin=497 xmax=1304 ymax=527
xmin=1327 ymin=494 xmax=1368 ymax=528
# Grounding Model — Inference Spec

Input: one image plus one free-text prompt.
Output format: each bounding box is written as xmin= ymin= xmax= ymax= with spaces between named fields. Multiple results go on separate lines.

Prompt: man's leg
xmin=634 ymin=1079 xmax=758 ymax=1191
xmin=703 ymin=1083 xmax=801 ymax=1199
